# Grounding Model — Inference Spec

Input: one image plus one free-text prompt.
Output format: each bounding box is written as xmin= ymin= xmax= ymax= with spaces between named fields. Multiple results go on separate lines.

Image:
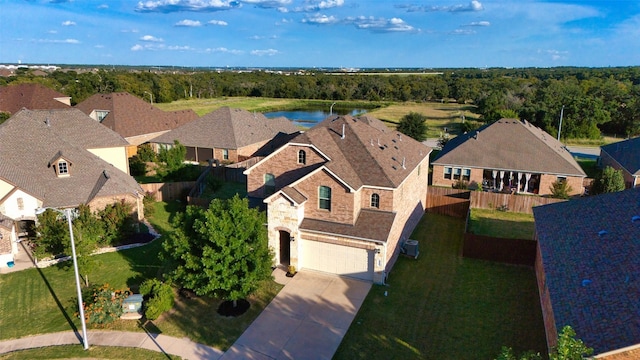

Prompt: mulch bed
xmin=115 ymin=232 xmax=156 ymax=246
xmin=217 ymin=299 xmax=250 ymax=317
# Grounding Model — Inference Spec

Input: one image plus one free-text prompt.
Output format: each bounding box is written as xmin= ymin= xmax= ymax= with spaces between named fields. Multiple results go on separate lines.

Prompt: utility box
xmin=121 ymin=294 xmax=143 ymax=320
xmin=404 ymin=239 xmax=419 ymax=259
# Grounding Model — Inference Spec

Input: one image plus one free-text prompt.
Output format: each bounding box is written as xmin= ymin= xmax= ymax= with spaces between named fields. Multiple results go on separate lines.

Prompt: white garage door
xmin=300 ymin=239 xmax=374 ymax=281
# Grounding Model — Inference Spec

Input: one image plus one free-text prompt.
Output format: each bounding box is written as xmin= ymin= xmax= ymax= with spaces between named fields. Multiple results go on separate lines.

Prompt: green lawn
xmin=468 ymin=208 xmax=536 ymax=240
xmin=0 ymin=345 xmax=182 ymax=359
xmin=0 ymin=200 xmax=281 ymax=351
xmin=334 ymin=213 xmax=546 ymax=360
xmin=199 ymin=179 xmax=247 ymax=201
xmin=575 ymin=157 xmax=599 ymax=178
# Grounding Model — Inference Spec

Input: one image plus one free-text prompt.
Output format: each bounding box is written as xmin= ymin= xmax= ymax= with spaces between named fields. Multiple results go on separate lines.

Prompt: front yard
xmin=334 ymin=213 xmax=547 ymax=360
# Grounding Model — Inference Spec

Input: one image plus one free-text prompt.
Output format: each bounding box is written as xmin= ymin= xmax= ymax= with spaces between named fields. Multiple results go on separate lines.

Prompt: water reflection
xmin=264 ymin=109 xmax=367 ymax=128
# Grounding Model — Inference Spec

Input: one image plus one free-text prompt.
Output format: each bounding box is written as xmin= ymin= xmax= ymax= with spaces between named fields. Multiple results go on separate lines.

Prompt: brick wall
xmin=246 ymin=145 xmax=326 ymax=198
xmin=88 ymin=193 xmax=144 ymax=220
xmin=360 ymin=188 xmax=393 ymax=212
xmin=237 ymin=139 xmax=269 ymax=159
xmin=539 ymin=174 xmax=584 ymax=196
xmin=535 ymin=241 xmax=557 ymax=353
xmin=296 ymin=170 xmax=355 ymax=224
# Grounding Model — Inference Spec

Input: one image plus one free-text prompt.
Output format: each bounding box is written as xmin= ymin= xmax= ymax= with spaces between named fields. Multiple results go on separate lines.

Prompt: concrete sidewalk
xmin=0 ymin=330 xmax=223 ymax=360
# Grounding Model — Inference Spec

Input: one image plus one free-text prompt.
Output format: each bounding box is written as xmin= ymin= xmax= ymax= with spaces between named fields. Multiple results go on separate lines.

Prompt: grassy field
xmin=156 ymin=97 xmax=481 ymax=139
xmin=0 ymin=200 xmax=281 ymax=351
xmin=0 ymin=345 xmax=182 ymax=359
xmin=468 ymin=208 xmax=536 ymax=239
xmin=334 ymin=213 xmax=546 ymax=360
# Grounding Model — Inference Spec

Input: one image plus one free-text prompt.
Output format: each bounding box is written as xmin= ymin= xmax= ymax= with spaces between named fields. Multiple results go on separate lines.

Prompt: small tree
xmin=136 ymin=143 xmax=157 ymax=162
xmin=162 ymin=195 xmax=272 ymax=306
xmin=72 ymin=204 xmax=104 ymax=286
xmin=140 ymin=279 xmax=174 ymax=320
xmin=34 ymin=209 xmax=69 ymax=258
xmin=157 ymin=140 xmax=186 ymax=174
xmin=590 ymin=166 xmax=625 ymax=195
xmin=397 ymin=112 xmax=428 ymax=142
xmin=550 ymin=180 xmax=573 ymax=199
xmin=550 ymin=326 xmax=593 ymax=360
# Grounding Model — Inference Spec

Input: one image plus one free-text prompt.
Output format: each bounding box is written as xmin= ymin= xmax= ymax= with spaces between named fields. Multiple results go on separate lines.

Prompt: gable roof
xmin=289 ymin=115 xmax=431 ymax=190
xmin=151 ymin=107 xmax=299 ymax=149
xmin=533 ymin=188 xmax=640 ymax=355
xmin=0 ymin=83 xmax=71 ymax=114
xmin=433 ymin=119 xmax=586 ymax=177
xmin=74 ymin=92 xmax=198 ymax=139
xmin=0 ymin=109 xmax=141 ymax=208
xmin=601 ymin=137 xmax=640 ymax=176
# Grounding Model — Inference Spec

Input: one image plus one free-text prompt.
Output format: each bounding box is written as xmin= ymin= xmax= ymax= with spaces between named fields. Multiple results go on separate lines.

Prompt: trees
xmin=162 ymin=195 xmax=272 ymax=305
xmin=397 ymin=112 xmax=428 ymax=142
xmin=550 ymin=180 xmax=573 ymax=199
xmin=497 ymin=325 xmax=592 ymax=360
xmin=590 ymin=166 xmax=625 ymax=195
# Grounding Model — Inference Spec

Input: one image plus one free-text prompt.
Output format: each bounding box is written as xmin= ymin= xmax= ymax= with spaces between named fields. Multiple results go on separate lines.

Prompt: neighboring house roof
xmin=433 ymin=119 xmax=586 ymax=177
xmin=601 ymin=137 xmax=640 ymax=176
xmin=0 ymin=83 xmax=71 ymax=114
xmin=290 ymin=115 xmax=431 ymax=189
xmin=0 ymin=213 xmax=13 ymax=230
xmin=0 ymin=213 xmax=13 ymax=255
xmin=75 ymin=92 xmax=198 ymax=139
xmin=0 ymin=109 xmax=142 ymax=208
xmin=152 ymin=106 xmax=299 ymax=149
xmin=533 ymin=188 xmax=640 ymax=355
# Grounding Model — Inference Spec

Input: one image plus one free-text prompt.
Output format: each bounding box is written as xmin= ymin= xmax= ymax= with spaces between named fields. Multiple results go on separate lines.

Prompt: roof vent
xmin=402 ymin=157 xmax=406 ymax=169
xmin=341 ymin=124 xmax=345 ymax=139
xmin=45 ymin=118 xmax=50 ymax=126
xmin=370 ymin=138 xmax=374 ymax=146
xmin=581 ymin=279 xmax=592 ymax=287
xmin=632 ymin=215 xmax=640 ymax=222
xmin=103 ymin=170 xmax=110 ymax=179
xmin=598 ymin=230 xmax=607 ymax=237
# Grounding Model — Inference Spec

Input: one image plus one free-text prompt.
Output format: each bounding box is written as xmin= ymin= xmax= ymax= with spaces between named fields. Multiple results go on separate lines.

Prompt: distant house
xmin=432 ymin=119 xmax=586 ymax=196
xmin=0 ymin=109 xmax=144 ymax=248
xmin=0 ymin=214 xmax=18 ymax=268
xmin=75 ymin=92 xmax=198 ymax=156
xmin=151 ymin=107 xmax=300 ymax=163
xmin=533 ymin=188 xmax=640 ymax=358
xmin=600 ymin=137 xmax=640 ymax=188
xmin=244 ymin=115 xmax=431 ymax=283
xmin=0 ymin=83 xmax=71 ymax=114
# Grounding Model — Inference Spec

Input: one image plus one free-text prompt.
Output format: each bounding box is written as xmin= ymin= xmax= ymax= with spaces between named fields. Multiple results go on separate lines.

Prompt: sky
xmin=1 ymin=0 xmax=639 ymax=68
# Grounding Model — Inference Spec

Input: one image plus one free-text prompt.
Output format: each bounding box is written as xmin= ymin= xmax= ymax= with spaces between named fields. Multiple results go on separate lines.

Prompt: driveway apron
xmin=221 ymin=270 xmax=371 ymax=360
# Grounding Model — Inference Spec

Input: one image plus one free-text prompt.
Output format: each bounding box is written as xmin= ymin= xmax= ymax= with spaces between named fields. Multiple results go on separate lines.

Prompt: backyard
xmin=334 ymin=213 xmax=547 ymax=360
xmin=467 ymin=208 xmax=536 ymax=239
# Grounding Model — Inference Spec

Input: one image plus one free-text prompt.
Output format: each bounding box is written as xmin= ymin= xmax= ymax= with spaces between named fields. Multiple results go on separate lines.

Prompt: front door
xmin=279 ymin=230 xmax=291 ymax=266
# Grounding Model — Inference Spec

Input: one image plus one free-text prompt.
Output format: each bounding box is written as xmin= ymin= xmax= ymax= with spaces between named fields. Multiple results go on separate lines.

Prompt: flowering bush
xmin=82 ymin=283 xmax=130 ymax=325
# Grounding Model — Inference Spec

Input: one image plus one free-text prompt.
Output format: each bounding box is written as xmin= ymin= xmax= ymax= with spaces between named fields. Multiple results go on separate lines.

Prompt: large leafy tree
xmin=397 ymin=112 xmax=428 ymax=142
xmin=590 ymin=166 xmax=625 ymax=195
xmin=162 ymin=195 xmax=272 ymax=304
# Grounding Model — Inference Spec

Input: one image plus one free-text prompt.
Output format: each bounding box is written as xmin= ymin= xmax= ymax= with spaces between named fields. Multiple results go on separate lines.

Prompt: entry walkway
xmin=221 ymin=270 xmax=371 ymax=360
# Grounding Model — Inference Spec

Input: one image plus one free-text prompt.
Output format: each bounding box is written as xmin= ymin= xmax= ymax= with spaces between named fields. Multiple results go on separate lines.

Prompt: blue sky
xmin=1 ymin=0 xmax=639 ymax=68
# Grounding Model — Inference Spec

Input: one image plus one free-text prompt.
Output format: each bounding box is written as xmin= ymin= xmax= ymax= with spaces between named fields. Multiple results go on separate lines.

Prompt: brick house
xmin=75 ymin=92 xmax=198 ymax=157
xmin=432 ymin=119 xmax=586 ymax=196
xmin=0 ymin=214 xmax=18 ymax=268
xmin=151 ymin=106 xmax=300 ymax=164
xmin=0 ymin=109 xmax=144 ymax=266
xmin=533 ymin=187 xmax=640 ymax=358
xmin=0 ymin=83 xmax=71 ymax=114
xmin=600 ymin=137 xmax=640 ymax=188
xmin=244 ymin=115 xmax=431 ymax=283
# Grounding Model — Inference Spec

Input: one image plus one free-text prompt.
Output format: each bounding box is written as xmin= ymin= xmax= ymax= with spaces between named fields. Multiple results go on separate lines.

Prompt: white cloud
xmin=205 ymin=47 xmax=243 ymax=54
xmin=540 ymin=49 xmax=568 ymax=61
xmin=167 ymin=45 xmax=195 ymax=51
xmin=131 ymin=44 xmax=144 ymax=51
xmin=175 ymin=19 xmax=202 ymax=27
xmin=243 ymin=0 xmax=291 ymax=9
xmin=400 ymin=1 xmax=483 ymax=13
xmin=344 ymin=16 xmax=417 ymax=33
xmin=98 ymin=4 xmax=108 ymax=9
xmin=449 ymin=29 xmax=475 ymax=35
xmin=302 ymin=14 xmax=338 ymax=25
xmin=61 ymin=20 xmax=76 ymax=26
xmin=251 ymin=48 xmax=279 ymax=56
xmin=36 ymin=38 xmax=80 ymax=44
xmin=48 ymin=30 xmax=58 ymax=34
xmin=467 ymin=21 xmax=490 ymax=27
xmin=293 ymin=0 xmax=344 ymax=12
xmin=95 ymin=44 xmax=105 ymax=48
xmin=208 ymin=19 xmax=228 ymax=26
xmin=140 ymin=35 xmax=164 ymax=42
xmin=136 ymin=0 xmax=241 ymax=13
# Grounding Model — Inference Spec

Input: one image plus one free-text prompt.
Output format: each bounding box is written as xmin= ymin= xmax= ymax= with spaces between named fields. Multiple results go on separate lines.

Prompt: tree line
xmin=2 ymin=66 xmax=639 ymax=138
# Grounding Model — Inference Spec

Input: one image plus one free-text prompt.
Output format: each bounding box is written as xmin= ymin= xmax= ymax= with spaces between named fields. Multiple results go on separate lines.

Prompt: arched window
xmin=318 ymin=186 xmax=331 ymax=210
xmin=298 ymin=150 xmax=306 ymax=165
xmin=264 ymin=173 xmax=276 ymax=196
xmin=370 ymin=193 xmax=380 ymax=208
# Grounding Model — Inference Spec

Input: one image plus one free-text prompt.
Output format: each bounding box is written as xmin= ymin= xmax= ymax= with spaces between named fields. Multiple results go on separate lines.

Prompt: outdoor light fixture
xmin=35 ymin=207 xmax=89 ymax=350
xmin=290 ymin=236 xmax=295 ymax=242
xmin=375 ymin=249 xmax=381 ymax=254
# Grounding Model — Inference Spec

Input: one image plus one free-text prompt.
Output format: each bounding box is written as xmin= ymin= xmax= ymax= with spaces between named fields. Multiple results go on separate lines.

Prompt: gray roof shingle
xmin=0 ymin=109 xmax=142 ymax=208
xmin=152 ymin=107 xmax=299 ymax=149
xmin=533 ymin=188 xmax=640 ymax=355
xmin=601 ymin=137 xmax=640 ymax=176
xmin=433 ymin=119 xmax=586 ymax=177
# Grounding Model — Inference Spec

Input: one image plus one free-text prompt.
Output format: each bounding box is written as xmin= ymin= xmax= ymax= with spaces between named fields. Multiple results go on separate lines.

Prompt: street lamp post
xmin=35 ymin=207 xmax=89 ymax=350
xmin=144 ymin=91 xmax=154 ymax=104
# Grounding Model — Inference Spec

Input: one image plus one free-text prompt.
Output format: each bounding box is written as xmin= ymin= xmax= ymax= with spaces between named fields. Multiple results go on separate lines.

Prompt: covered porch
xmin=481 ymin=169 xmax=541 ymax=194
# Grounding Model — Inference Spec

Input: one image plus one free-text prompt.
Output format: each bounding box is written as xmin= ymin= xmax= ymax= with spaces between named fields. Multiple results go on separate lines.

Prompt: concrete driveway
xmin=221 ymin=270 xmax=371 ymax=360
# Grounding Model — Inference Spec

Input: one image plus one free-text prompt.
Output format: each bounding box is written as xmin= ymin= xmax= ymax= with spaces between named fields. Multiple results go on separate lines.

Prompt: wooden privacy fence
xmin=425 ymin=187 xmax=470 ymax=218
xmin=140 ymin=181 xmax=196 ymax=202
xmin=463 ymin=233 xmax=537 ymax=266
xmin=469 ymin=191 xmax=564 ymax=214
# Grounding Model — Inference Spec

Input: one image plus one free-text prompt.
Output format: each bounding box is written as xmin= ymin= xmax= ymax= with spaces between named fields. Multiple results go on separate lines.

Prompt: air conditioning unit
xmin=403 ymin=239 xmax=419 ymax=259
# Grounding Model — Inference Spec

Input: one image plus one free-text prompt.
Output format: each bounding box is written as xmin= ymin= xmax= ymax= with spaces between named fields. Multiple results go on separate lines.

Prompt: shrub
xmin=591 ymin=166 xmax=625 ymax=195
xmin=452 ymin=180 xmax=468 ymax=189
xmin=549 ymin=180 xmax=573 ymax=199
xmin=140 ymin=279 xmax=175 ymax=320
xmin=82 ymin=284 xmax=130 ymax=325
xmin=136 ymin=143 xmax=157 ymax=162
xmin=129 ymin=155 xmax=147 ymax=176
xmin=99 ymin=200 xmax=135 ymax=245
xmin=143 ymin=191 xmax=156 ymax=217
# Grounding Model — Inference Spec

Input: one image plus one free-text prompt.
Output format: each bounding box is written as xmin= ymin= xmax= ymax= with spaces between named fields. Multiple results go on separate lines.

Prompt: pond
xmin=264 ymin=108 xmax=368 ymax=128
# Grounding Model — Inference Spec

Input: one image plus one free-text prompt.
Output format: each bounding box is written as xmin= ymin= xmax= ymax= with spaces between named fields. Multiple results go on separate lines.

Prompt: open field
xmin=334 ymin=213 xmax=546 ymax=360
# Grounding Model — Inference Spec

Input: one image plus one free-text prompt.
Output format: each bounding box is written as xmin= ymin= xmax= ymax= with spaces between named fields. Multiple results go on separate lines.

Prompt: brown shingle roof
xmin=433 ymin=119 xmax=586 ymax=177
xmin=601 ymin=137 xmax=640 ymax=176
xmin=74 ymin=92 xmax=198 ymax=139
xmin=292 ymin=115 xmax=431 ymax=189
xmin=0 ymin=83 xmax=71 ymax=114
xmin=152 ymin=107 xmax=300 ymax=149
xmin=301 ymin=209 xmax=397 ymax=242
xmin=0 ymin=109 xmax=141 ymax=208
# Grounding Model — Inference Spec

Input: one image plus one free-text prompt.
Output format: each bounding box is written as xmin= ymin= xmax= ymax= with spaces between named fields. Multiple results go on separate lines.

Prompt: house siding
xmin=296 ymin=170 xmax=355 ymax=225
xmin=538 ymin=174 xmax=584 ymax=196
xmin=535 ymin=241 xmax=558 ymax=353
xmin=0 ymin=189 xmax=42 ymax=221
xmin=266 ymin=194 xmax=303 ymax=267
xmin=432 ymin=165 xmax=482 ymax=188
xmin=88 ymin=193 xmax=144 ymax=221
xmin=87 ymin=146 xmax=129 ymax=175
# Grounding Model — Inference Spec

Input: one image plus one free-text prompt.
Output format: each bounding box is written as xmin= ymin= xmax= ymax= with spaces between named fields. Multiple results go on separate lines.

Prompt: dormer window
xmin=298 ymin=150 xmax=306 ymax=165
xmin=58 ymin=160 xmax=68 ymax=175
